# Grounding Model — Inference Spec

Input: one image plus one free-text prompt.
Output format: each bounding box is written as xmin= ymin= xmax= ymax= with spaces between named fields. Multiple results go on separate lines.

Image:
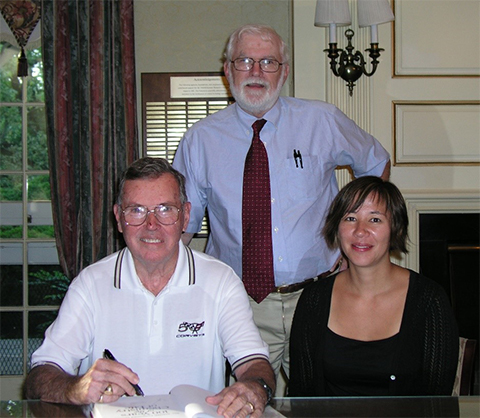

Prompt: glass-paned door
xmin=0 ymin=42 xmax=67 ymax=400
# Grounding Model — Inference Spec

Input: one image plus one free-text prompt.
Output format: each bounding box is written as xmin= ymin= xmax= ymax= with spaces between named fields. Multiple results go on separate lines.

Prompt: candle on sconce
xmin=329 ymin=23 xmax=337 ymax=44
xmin=370 ymin=24 xmax=378 ymax=44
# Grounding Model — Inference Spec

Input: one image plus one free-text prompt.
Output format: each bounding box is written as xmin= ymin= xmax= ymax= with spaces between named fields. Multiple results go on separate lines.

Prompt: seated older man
xmin=24 ymin=157 xmax=275 ymax=418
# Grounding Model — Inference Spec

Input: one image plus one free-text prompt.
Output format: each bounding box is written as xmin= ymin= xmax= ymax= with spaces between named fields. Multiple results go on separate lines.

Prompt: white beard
xmin=228 ymin=74 xmax=283 ymax=116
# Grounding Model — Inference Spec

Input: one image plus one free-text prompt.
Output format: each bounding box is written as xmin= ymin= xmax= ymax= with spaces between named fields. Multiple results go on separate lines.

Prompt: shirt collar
xmin=113 ymin=243 xmax=195 ymax=290
xmin=234 ymin=97 xmax=282 ymax=131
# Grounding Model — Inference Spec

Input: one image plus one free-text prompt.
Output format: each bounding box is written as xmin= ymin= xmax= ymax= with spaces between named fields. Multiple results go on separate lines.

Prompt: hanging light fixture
xmin=315 ymin=0 xmax=394 ymax=96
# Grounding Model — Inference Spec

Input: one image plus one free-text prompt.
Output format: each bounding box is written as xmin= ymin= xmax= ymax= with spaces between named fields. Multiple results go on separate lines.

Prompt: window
xmin=0 ymin=43 xmax=67 ymax=387
xmin=142 ymin=73 xmax=234 ymax=235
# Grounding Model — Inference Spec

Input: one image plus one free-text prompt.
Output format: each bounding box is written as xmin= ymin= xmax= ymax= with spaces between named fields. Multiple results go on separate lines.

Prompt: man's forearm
xmin=24 ymin=364 xmax=79 ymax=404
xmin=234 ymin=359 xmax=276 ymax=399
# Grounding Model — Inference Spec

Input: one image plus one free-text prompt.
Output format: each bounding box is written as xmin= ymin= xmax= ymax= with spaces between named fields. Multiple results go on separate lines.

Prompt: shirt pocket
xmin=284 ymin=154 xmax=320 ymax=201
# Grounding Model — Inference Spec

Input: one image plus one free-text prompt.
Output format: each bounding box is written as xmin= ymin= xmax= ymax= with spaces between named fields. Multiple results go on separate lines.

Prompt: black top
xmin=324 ymin=328 xmax=399 ymax=396
xmin=289 ymin=270 xmax=459 ymax=397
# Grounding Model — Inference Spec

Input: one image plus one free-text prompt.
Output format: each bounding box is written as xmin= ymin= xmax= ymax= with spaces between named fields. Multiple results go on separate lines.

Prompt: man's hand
xmin=24 ymin=359 xmax=141 ymax=405
xmin=68 ymin=358 xmax=140 ymax=404
xmin=205 ymin=359 xmax=275 ymax=418
xmin=206 ymin=379 xmax=267 ymax=418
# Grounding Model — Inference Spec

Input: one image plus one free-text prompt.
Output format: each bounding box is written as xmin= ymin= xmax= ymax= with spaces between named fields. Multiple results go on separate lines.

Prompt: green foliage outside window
xmin=29 ymin=269 xmax=70 ymax=306
xmin=1 ymin=43 xmax=52 ymax=238
xmin=0 ymin=43 xmax=47 ymax=173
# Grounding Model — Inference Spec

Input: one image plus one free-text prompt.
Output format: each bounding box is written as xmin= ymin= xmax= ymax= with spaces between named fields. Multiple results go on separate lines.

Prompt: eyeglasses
xmin=122 ymin=204 xmax=181 ymax=226
xmin=231 ymin=57 xmax=283 ymax=73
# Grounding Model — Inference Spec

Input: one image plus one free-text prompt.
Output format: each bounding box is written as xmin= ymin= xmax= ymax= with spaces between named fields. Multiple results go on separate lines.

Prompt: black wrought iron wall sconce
xmin=315 ymin=0 xmax=394 ymax=96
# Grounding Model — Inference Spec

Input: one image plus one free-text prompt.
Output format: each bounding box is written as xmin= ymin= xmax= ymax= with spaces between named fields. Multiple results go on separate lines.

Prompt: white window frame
xmin=0 ymin=46 xmax=58 ymax=400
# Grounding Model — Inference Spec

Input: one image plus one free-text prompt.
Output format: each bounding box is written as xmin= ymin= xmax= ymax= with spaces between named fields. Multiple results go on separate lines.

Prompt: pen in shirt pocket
xmin=103 ymin=349 xmax=144 ymax=396
xmin=293 ymin=149 xmax=303 ymax=168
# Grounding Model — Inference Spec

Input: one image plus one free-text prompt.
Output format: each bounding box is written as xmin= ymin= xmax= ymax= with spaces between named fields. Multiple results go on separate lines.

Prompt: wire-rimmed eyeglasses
xmin=231 ymin=57 xmax=283 ymax=73
xmin=122 ymin=204 xmax=181 ymax=226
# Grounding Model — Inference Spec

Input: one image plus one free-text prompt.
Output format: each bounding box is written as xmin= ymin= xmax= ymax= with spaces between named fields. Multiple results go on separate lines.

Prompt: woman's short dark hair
xmin=322 ymin=176 xmax=409 ymax=254
xmin=117 ymin=157 xmax=188 ymax=207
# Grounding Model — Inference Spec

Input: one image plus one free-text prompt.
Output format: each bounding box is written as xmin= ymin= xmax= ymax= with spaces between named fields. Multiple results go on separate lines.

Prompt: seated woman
xmin=288 ymin=176 xmax=459 ymax=397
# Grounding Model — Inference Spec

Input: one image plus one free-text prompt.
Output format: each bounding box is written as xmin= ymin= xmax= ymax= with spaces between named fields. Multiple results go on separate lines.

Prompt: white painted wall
xmin=294 ymin=0 xmax=479 ymax=193
xmin=134 ymin=0 xmax=292 ymax=158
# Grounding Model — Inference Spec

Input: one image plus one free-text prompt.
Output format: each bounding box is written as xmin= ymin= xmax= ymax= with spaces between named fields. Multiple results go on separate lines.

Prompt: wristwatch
xmin=256 ymin=378 xmax=273 ymax=405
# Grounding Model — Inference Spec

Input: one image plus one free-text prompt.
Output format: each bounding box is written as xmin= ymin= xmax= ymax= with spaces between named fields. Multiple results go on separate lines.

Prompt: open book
xmin=91 ymin=384 xmax=284 ymax=418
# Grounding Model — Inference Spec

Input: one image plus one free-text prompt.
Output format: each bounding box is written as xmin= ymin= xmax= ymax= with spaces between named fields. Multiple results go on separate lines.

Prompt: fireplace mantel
xmin=402 ymin=190 xmax=480 ymax=271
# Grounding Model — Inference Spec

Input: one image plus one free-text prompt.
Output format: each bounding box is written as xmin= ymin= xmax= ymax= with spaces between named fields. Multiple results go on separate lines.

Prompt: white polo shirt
xmin=31 ymin=243 xmax=269 ymax=395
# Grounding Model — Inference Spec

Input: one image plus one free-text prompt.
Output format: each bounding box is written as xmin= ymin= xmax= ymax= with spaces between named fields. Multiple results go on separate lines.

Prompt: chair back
xmin=453 ymin=337 xmax=477 ymax=395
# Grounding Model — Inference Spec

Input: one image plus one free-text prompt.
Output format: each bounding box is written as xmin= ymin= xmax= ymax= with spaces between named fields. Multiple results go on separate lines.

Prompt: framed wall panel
xmin=394 ymin=0 xmax=480 ymax=77
xmin=393 ymin=101 xmax=480 ymax=165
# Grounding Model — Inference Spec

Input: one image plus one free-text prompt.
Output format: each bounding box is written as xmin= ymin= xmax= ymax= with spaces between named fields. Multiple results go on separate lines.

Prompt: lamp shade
xmin=357 ymin=0 xmax=395 ymax=27
xmin=314 ymin=0 xmax=351 ymax=27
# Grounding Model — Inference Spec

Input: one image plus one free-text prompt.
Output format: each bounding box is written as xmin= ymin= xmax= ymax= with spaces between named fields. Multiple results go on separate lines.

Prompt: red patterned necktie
xmin=242 ymin=119 xmax=275 ymax=303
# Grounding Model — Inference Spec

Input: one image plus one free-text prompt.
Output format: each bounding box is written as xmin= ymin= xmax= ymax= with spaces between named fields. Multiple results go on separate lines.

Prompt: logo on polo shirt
xmin=176 ymin=321 xmax=205 ymax=338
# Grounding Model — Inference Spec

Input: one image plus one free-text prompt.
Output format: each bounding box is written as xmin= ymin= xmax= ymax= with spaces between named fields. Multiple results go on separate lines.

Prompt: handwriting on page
xmin=92 ymin=387 xmax=220 ymax=418
xmin=109 ymin=405 xmax=185 ymax=417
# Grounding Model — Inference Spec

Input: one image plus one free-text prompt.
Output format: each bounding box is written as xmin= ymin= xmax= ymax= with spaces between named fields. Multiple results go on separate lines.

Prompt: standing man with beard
xmin=173 ymin=24 xmax=391 ymax=393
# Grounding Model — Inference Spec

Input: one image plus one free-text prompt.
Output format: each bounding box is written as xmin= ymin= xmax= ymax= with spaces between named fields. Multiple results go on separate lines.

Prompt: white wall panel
xmin=394 ymin=0 xmax=480 ymax=76
xmin=394 ymin=101 xmax=480 ymax=164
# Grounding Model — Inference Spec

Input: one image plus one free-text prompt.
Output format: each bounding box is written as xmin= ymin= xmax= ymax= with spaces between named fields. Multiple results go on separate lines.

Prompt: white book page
xmin=170 ymin=385 xmax=286 ymax=418
xmin=92 ymin=394 xmax=186 ymax=418
xmin=92 ymin=385 xmax=286 ymax=418
xmin=170 ymin=385 xmax=222 ymax=418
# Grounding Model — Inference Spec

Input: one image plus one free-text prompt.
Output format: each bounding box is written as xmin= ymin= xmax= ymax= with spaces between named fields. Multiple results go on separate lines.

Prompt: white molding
xmin=403 ymin=190 xmax=480 ymax=271
xmin=394 ymin=0 xmax=480 ymax=76
xmin=393 ymin=101 xmax=480 ymax=165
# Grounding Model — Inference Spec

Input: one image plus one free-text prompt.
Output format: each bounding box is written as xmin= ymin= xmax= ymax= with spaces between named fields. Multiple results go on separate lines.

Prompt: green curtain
xmin=41 ymin=0 xmax=138 ymax=279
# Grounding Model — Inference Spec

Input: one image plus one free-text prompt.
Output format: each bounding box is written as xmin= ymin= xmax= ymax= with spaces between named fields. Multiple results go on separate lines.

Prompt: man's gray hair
xmin=117 ymin=157 xmax=188 ymax=206
xmin=224 ymin=24 xmax=290 ymax=63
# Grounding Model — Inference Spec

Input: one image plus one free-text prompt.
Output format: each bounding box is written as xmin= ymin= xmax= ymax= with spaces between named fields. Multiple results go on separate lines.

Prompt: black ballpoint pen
xmin=103 ymin=349 xmax=144 ymax=396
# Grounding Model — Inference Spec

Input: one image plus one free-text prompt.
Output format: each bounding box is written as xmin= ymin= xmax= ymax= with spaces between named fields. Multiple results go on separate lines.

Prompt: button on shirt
xmin=173 ymin=97 xmax=390 ymax=286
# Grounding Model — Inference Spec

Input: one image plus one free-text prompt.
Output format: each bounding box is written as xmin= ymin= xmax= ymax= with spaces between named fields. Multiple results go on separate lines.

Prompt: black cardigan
xmin=289 ymin=270 xmax=459 ymax=396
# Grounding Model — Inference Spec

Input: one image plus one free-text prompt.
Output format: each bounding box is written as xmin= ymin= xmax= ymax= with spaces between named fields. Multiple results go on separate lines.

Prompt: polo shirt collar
xmin=113 ymin=243 xmax=195 ymax=290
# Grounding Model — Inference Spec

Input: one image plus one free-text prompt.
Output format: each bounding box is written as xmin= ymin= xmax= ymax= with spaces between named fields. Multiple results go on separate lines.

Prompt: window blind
xmin=142 ymin=73 xmax=234 ymax=235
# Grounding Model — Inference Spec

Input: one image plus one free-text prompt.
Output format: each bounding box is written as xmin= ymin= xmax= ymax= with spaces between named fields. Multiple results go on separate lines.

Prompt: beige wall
xmin=293 ymin=0 xmax=480 ymax=193
xmin=134 ymin=0 xmax=291 ymax=73
xmin=134 ymin=0 xmax=292 ymax=156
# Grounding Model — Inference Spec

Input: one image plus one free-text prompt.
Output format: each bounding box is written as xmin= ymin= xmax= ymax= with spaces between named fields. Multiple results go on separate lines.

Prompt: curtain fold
xmin=42 ymin=0 xmax=138 ymax=280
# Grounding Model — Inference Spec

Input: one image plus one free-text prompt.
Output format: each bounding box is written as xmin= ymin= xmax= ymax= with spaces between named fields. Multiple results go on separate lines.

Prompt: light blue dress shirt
xmin=173 ymin=97 xmax=390 ymax=286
